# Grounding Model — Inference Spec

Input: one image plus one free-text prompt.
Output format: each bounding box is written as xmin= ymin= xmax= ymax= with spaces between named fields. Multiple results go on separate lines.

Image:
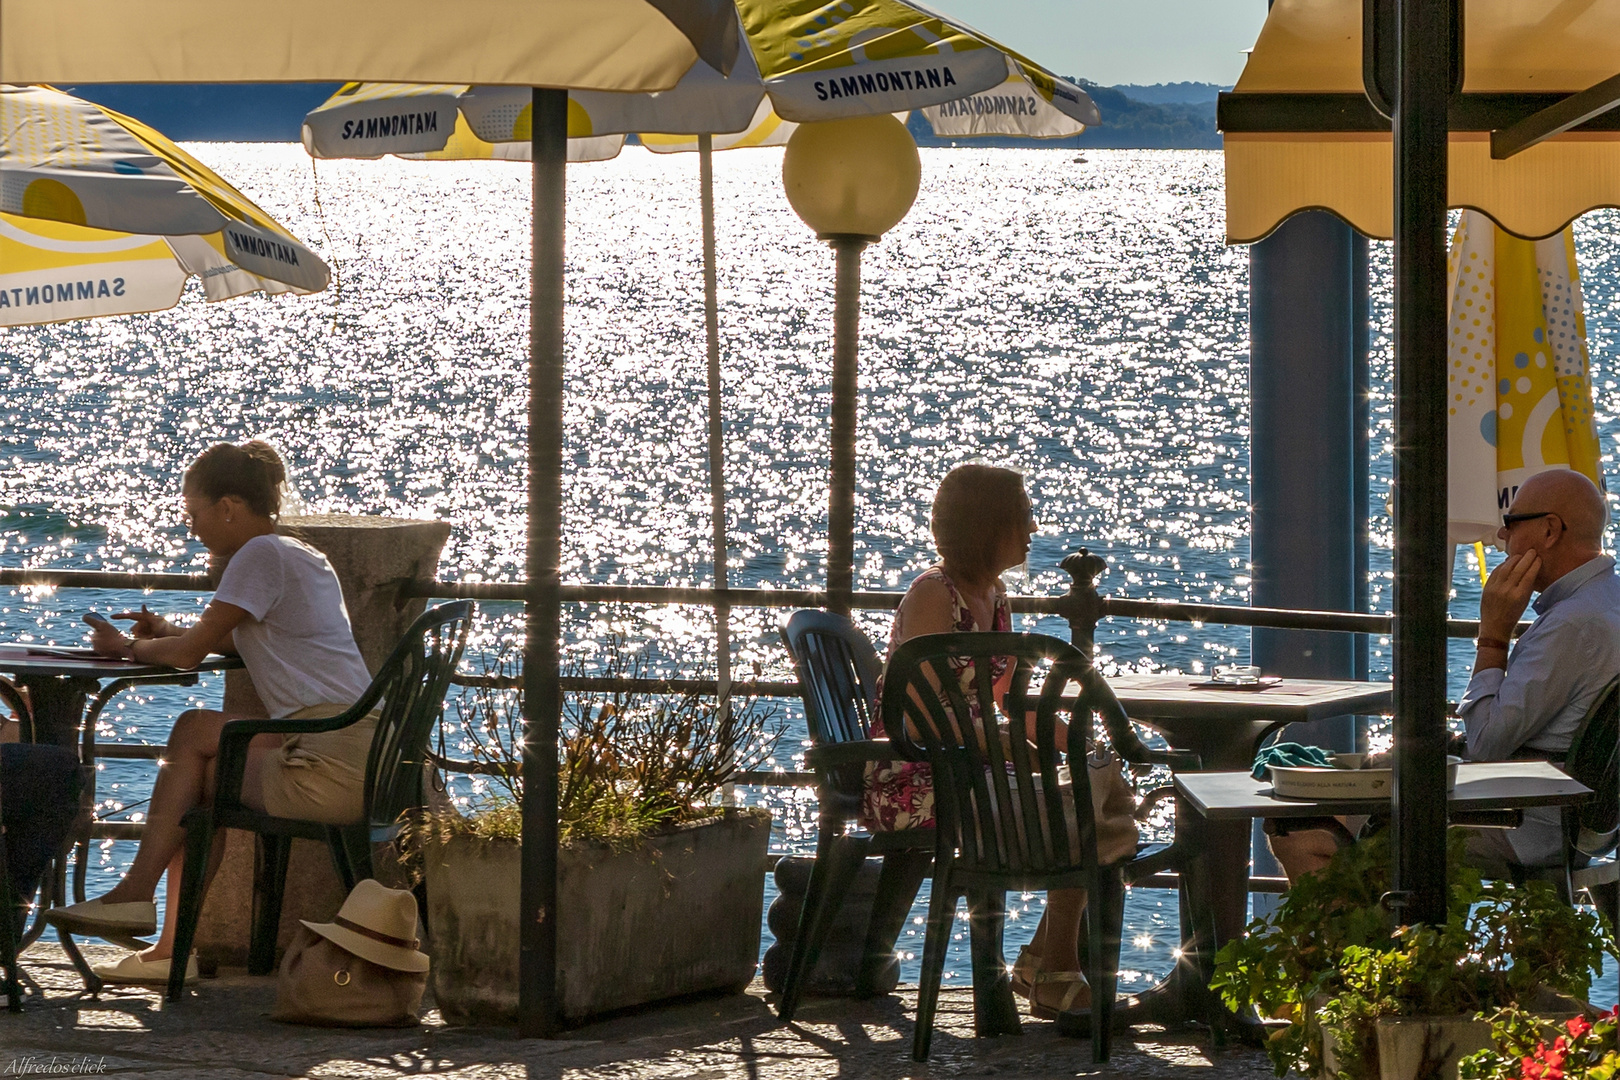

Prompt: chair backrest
xmin=780 ymin=610 xmax=883 ymax=809
xmin=346 ymin=600 xmax=474 ymax=828
xmin=1564 ymin=673 xmax=1619 ymax=858
xmin=780 ymin=609 xmax=883 ymax=745
xmin=881 ymin=631 xmax=1101 ymax=876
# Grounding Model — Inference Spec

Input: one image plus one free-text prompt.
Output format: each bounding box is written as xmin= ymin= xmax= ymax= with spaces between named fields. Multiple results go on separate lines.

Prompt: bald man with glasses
xmin=1269 ymin=469 xmax=1619 ymax=884
xmin=1457 ymin=468 xmax=1620 ymax=875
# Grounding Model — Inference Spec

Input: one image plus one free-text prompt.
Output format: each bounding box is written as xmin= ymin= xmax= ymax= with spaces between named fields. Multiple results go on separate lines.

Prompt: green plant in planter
xmin=1211 ymin=829 xmax=1617 ymax=1079
xmin=1319 ymin=885 xmax=1612 ymax=1080
xmin=416 ymin=641 xmax=783 ymax=851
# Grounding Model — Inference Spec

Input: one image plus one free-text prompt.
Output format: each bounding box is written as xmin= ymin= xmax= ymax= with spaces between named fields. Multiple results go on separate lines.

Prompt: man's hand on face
xmin=1480 ymin=549 xmax=1540 ymax=638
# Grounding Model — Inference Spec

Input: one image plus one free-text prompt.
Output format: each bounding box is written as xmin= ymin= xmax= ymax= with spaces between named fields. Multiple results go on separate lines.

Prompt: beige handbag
xmin=272 ymin=879 xmax=429 ymax=1028
xmin=1086 ymin=743 xmax=1143 ymax=866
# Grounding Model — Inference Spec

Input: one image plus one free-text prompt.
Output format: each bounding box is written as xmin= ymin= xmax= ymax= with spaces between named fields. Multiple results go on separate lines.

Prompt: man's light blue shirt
xmin=1457 ymin=554 xmax=1620 ymax=865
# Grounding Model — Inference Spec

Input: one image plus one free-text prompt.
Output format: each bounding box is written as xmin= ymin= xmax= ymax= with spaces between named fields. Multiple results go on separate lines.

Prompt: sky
xmin=926 ymin=0 xmax=1268 ymax=87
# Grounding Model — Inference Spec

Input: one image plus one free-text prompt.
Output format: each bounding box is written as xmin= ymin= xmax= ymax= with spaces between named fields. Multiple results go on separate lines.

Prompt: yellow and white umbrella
xmin=300 ymin=3 xmax=1097 ymax=719
xmin=301 ymin=1 xmax=1098 ymax=159
xmin=1447 ymin=211 xmax=1605 ymax=547
xmin=0 ymin=213 xmax=314 ymax=327
xmin=1 ymin=84 xmax=330 ymax=324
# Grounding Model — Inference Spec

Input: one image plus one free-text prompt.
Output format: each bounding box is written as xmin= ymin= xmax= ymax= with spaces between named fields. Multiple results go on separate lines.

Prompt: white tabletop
xmin=1175 ymin=760 xmax=1591 ymax=820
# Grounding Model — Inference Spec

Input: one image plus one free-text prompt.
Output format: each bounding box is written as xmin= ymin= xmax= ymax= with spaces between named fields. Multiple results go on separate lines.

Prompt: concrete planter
xmin=1372 ymin=1017 xmax=1493 ymax=1080
xmin=426 ymin=807 xmax=771 ymax=1024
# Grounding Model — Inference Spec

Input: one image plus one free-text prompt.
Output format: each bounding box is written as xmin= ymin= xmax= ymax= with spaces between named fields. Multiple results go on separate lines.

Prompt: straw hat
xmin=301 ymin=879 xmax=429 ymax=973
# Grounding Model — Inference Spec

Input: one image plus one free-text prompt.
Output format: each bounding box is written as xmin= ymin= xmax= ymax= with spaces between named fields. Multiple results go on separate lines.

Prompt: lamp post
xmin=782 ymin=114 xmax=920 ymax=618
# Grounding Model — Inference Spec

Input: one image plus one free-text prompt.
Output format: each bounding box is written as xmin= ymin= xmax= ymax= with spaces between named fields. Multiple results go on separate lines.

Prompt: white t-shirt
xmin=212 ymin=534 xmax=373 ymax=719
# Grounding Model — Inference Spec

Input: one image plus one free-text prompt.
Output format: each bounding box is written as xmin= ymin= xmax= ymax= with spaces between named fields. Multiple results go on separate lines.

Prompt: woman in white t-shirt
xmin=45 ymin=440 xmax=374 ymax=985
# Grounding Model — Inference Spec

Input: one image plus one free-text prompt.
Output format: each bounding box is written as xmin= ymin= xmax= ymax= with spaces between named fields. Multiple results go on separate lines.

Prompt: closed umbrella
xmin=1447 ymin=211 xmax=1604 ymax=550
xmin=0 ymin=84 xmax=330 ymax=316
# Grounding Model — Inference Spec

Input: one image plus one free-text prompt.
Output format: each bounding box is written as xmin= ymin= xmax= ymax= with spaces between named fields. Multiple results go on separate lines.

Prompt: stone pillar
xmin=1249 ymin=213 xmax=1367 ymax=911
xmin=195 ymin=514 xmax=452 ymax=972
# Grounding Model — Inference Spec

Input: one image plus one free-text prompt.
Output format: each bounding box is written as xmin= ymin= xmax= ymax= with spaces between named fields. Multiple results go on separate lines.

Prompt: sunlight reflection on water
xmin=1 ymin=144 xmax=1616 ymax=999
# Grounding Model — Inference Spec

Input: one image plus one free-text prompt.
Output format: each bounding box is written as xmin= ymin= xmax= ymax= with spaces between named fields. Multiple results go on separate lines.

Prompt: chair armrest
xmin=1132 ymin=784 xmax=1178 ymax=822
xmin=805 ymin=740 xmax=902 ymax=771
xmin=1132 ymin=747 xmax=1203 ymax=771
xmin=215 ymin=709 xmax=373 ymax=809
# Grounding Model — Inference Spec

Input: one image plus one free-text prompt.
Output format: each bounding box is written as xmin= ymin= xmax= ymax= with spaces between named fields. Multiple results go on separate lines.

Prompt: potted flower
xmin=1461 ymin=1006 xmax=1619 ymax=1080
xmin=1211 ymin=830 xmax=1616 ymax=1080
xmin=413 ymin=646 xmax=781 ymax=1025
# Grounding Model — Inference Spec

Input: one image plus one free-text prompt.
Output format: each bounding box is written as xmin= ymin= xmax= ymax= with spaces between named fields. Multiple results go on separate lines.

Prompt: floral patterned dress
xmin=859 ymin=566 xmax=1011 ymax=832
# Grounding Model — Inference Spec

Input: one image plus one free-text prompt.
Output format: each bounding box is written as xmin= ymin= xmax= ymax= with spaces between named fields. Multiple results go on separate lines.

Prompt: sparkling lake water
xmin=1 ymin=144 xmax=1615 ymax=1004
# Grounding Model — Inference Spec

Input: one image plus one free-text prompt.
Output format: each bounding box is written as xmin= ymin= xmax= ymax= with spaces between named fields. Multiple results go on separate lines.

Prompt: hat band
xmin=334 ymin=914 xmax=420 ymax=952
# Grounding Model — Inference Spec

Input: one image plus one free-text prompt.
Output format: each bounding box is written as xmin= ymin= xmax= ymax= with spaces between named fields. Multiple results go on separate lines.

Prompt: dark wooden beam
xmin=1492 ymin=71 xmax=1620 ymax=159
xmin=1218 ymin=91 xmax=1620 ymax=134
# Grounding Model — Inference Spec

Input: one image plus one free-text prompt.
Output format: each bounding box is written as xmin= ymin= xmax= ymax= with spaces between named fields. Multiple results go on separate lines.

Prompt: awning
xmin=0 ymin=0 xmax=738 ymax=92
xmin=1220 ymin=0 xmax=1620 ymax=243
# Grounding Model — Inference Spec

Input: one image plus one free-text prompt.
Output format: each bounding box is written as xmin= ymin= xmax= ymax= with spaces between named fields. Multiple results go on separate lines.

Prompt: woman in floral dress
xmin=862 ymin=463 xmax=1125 ymax=1020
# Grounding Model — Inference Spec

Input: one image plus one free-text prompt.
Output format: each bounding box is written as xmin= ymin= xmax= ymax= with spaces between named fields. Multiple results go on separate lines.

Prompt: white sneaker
xmin=43 ymin=898 xmax=158 ymax=938
xmin=90 ymin=951 xmax=198 ymax=985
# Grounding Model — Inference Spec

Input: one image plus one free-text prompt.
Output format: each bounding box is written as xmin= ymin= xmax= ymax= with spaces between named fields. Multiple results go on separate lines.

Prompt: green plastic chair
xmin=166 ymin=600 xmax=473 ymax=1002
xmin=775 ymin=609 xmax=933 ymax=1020
xmin=881 ymin=631 xmax=1219 ymax=1064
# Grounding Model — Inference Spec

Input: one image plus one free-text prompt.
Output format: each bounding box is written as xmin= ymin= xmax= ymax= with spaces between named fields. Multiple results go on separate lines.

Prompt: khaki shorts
xmin=260 ymin=704 xmax=378 ymax=825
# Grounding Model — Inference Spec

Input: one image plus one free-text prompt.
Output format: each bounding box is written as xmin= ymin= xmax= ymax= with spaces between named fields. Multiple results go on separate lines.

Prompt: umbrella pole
xmin=700 ymin=134 xmax=734 ymax=789
xmin=826 ymin=237 xmax=868 ymax=618
xmin=1390 ymin=0 xmax=1453 ymax=927
xmin=521 ymin=85 xmax=568 ymax=1038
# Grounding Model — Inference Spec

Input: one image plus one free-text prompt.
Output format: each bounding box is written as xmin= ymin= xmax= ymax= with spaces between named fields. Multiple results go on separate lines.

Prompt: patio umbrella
xmin=1447 ymin=212 xmax=1604 ymax=548
xmin=1219 ymin=0 xmax=1620 ymax=923
xmin=0 ymin=0 xmax=737 ymax=92
xmin=301 ymin=1 xmax=1099 ymax=660
xmin=4 ymin=0 xmax=743 ymax=1038
xmin=0 ymin=86 xmax=330 ymax=325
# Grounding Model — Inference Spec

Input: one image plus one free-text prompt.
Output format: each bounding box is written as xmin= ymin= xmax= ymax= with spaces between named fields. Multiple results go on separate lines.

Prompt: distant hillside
xmin=65 ymin=84 xmax=341 ymax=142
xmin=1111 ymin=82 xmax=1229 ymax=105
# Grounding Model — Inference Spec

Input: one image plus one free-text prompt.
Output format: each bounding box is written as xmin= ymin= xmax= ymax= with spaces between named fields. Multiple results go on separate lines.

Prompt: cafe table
xmin=1152 ymin=760 xmax=1591 ymax=1039
xmin=0 ymin=644 xmax=242 ymax=958
xmin=1175 ymin=760 xmax=1591 ymax=823
xmin=1106 ymin=674 xmax=1394 ymax=939
xmin=0 ymin=644 xmax=242 ymax=748
xmin=1054 ymin=674 xmax=1394 ymax=1038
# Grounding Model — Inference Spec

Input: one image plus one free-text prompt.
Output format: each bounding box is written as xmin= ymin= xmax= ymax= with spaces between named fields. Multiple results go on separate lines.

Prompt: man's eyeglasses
xmin=1502 ymin=510 xmax=1554 ymax=528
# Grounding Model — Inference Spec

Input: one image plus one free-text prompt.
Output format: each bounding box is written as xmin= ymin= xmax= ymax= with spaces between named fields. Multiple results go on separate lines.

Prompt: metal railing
xmin=4 ymin=562 xmax=1516 ymax=796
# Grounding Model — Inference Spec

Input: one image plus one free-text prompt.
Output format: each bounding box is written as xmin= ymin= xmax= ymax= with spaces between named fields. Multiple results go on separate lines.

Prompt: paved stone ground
xmin=2 ymin=944 xmax=1276 ymax=1080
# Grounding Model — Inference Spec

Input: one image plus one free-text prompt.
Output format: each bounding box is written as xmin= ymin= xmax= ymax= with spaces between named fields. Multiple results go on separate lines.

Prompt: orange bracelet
xmin=1475 ymin=637 xmax=1511 ymax=652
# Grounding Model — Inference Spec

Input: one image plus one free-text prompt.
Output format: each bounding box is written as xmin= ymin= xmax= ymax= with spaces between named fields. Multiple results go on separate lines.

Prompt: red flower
xmin=1565 ymin=1016 xmax=1591 ymax=1040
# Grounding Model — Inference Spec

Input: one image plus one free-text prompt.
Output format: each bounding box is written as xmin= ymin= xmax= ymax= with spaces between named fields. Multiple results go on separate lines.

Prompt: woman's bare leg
xmin=1036 ymin=888 xmax=1086 ymax=974
xmin=95 ymin=711 xmax=276 ymax=900
xmin=136 ymin=734 xmax=279 ymax=962
xmin=97 ymin=710 xmax=242 ymax=903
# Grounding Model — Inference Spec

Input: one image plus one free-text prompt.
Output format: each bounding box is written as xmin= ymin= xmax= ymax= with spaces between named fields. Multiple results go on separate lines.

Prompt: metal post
xmin=826 ymin=235 xmax=869 ymax=619
xmin=699 ymin=134 xmax=734 ymax=800
xmin=520 ymin=85 xmax=567 ymax=1038
xmin=1391 ymin=0 xmax=1453 ymax=928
